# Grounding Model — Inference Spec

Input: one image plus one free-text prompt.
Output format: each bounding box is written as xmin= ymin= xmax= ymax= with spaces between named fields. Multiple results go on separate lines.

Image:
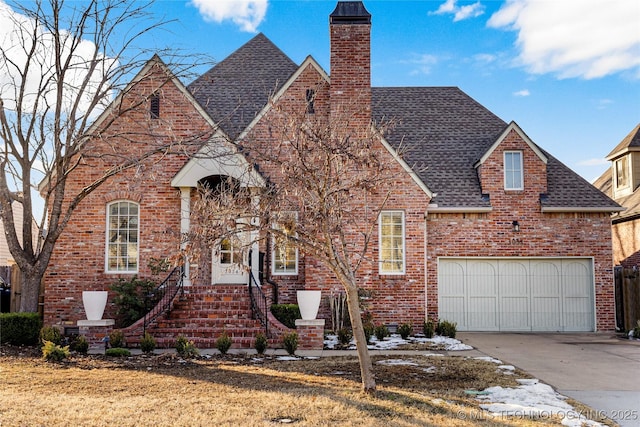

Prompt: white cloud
xmin=431 ymin=0 xmax=485 ymax=22
xmin=402 ymin=53 xmax=440 ymax=75
xmin=595 ymin=98 xmax=614 ymax=110
xmin=0 ymin=1 xmax=115 ymax=115
xmin=513 ymin=89 xmax=530 ymax=97
xmin=488 ymin=0 xmax=640 ymax=79
xmin=191 ymin=0 xmax=267 ymax=33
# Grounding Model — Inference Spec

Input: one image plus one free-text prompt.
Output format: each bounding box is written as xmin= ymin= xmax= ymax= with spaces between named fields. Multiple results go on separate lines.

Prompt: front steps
xmin=126 ymin=284 xmax=286 ymax=349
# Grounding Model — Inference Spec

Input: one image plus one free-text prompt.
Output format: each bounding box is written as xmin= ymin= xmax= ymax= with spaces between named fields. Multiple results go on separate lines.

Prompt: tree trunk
xmin=19 ymin=272 xmax=42 ymax=313
xmin=344 ymin=281 xmax=376 ymax=393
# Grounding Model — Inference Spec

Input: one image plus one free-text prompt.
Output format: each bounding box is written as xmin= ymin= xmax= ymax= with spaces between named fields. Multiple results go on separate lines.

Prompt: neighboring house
xmin=0 ymin=197 xmax=27 ymax=266
xmin=43 ymin=1 xmax=621 ymax=342
xmin=595 ymin=123 xmax=640 ymax=266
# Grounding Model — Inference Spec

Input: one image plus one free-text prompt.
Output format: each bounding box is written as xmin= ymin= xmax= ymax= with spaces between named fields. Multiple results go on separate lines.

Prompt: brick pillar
xmin=295 ymin=319 xmax=325 ymax=350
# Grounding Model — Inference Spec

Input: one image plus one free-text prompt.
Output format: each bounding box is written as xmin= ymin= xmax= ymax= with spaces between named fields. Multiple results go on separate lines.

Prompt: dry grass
xmin=0 ymin=346 xmax=612 ymax=426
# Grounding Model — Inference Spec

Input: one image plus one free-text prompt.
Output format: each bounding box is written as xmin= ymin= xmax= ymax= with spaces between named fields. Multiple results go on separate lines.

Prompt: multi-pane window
xmin=504 ymin=151 xmax=523 ymax=190
xmin=379 ymin=211 xmax=405 ymax=274
xmin=220 ymin=237 xmax=243 ymax=265
xmin=106 ymin=201 xmax=139 ymax=272
xmin=272 ymin=213 xmax=298 ymax=275
xmin=615 ymin=157 xmax=629 ymax=189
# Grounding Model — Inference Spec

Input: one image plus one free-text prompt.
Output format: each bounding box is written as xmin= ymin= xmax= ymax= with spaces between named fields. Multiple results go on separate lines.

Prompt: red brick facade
xmin=42 ymin=5 xmax=617 ymax=336
xmin=44 ymin=62 xmax=213 ymax=327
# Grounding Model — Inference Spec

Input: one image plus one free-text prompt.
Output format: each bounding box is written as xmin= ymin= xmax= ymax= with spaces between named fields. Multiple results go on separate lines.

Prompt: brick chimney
xmin=329 ymin=1 xmax=371 ymax=134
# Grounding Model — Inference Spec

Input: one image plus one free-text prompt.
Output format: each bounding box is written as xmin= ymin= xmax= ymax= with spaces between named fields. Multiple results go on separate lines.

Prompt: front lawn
xmin=0 ymin=346 xmax=611 ymax=426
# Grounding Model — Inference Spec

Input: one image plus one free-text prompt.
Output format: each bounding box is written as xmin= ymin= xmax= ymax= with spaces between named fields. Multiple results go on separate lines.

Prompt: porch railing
xmin=248 ymin=271 xmax=268 ymax=336
xmin=143 ymin=266 xmax=184 ymax=335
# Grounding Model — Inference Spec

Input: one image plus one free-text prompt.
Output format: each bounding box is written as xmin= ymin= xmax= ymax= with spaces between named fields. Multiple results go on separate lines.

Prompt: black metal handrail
xmin=143 ymin=266 xmax=184 ymax=336
xmin=248 ymin=271 xmax=268 ymax=336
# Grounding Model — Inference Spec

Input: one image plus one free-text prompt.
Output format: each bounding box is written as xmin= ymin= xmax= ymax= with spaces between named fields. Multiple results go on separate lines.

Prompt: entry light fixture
xmin=512 ymin=220 xmax=520 ymax=232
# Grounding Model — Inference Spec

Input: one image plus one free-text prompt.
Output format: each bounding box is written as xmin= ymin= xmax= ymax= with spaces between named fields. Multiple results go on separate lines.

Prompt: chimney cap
xmin=330 ymin=1 xmax=371 ymax=24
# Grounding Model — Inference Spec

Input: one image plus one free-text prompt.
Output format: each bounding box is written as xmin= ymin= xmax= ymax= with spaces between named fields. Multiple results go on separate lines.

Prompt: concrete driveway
xmin=457 ymin=333 xmax=640 ymax=427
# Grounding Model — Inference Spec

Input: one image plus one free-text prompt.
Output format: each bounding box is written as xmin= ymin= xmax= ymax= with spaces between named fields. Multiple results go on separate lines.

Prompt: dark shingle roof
xmin=188 ymin=33 xmax=298 ymax=140
xmin=372 ymin=87 xmax=619 ymax=210
xmin=606 ymin=123 xmax=640 ymax=159
xmin=186 ymin=34 xmax=619 ymax=211
xmin=372 ymin=87 xmax=505 ymax=207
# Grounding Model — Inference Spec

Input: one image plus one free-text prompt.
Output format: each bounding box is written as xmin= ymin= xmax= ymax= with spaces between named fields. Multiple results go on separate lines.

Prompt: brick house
xmin=595 ymin=123 xmax=640 ymax=267
xmin=44 ymin=1 xmax=621 ymax=345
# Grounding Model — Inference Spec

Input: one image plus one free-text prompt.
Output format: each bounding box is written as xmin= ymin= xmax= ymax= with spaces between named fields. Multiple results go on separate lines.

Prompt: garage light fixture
xmin=512 ymin=220 xmax=520 ymax=232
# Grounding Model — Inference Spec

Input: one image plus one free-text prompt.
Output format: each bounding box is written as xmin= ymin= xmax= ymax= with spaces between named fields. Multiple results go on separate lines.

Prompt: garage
xmin=438 ymin=258 xmax=595 ymax=332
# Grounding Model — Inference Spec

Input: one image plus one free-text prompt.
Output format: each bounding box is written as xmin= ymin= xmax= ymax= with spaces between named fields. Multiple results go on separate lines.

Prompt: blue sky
xmin=3 ymin=0 xmax=640 ymax=183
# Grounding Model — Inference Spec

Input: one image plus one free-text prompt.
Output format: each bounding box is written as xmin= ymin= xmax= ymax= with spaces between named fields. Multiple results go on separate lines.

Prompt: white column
xmin=180 ymin=187 xmax=192 ymax=287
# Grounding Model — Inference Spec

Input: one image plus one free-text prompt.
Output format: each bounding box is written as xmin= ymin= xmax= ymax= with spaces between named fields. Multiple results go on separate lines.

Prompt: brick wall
xmin=43 ymin=62 xmax=213 ymax=327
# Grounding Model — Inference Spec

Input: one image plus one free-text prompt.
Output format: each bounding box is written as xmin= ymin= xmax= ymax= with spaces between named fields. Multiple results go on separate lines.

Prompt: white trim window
xmin=504 ymin=151 xmax=523 ymax=190
xmin=614 ymin=156 xmax=630 ymax=190
xmin=106 ymin=201 xmax=139 ymax=273
xmin=272 ymin=213 xmax=298 ymax=275
xmin=379 ymin=211 xmax=405 ymax=275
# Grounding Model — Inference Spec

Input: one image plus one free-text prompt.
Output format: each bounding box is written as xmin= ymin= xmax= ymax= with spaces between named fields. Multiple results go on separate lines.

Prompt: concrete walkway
xmin=457 ymin=332 xmax=640 ymax=427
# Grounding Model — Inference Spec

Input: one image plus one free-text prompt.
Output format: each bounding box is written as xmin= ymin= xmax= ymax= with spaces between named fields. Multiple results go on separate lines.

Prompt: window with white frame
xmin=106 ymin=201 xmax=139 ymax=272
xmin=379 ymin=211 xmax=405 ymax=274
xmin=615 ymin=156 xmax=630 ymax=190
xmin=504 ymin=151 xmax=523 ymax=190
xmin=272 ymin=213 xmax=298 ymax=275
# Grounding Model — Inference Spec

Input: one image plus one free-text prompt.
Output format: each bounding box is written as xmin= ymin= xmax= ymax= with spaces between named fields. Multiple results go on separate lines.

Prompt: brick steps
xmin=124 ymin=284 xmax=288 ymax=349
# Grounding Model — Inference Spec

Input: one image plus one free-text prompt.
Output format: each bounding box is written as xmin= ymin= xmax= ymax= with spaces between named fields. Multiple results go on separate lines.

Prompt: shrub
xmin=283 ymin=331 xmax=298 ymax=355
xmin=39 ymin=325 xmax=62 ymax=346
xmin=175 ymin=335 xmax=199 ymax=358
xmin=140 ymin=332 xmax=156 ymax=354
xmin=398 ymin=323 xmax=413 ymax=340
xmin=363 ymin=323 xmax=374 ymax=344
xmin=216 ymin=331 xmax=232 ymax=355
xmin=436 ymin=319 xmax=457 ymax=338
xmin=69 ymin=335 xmax=89 ymax=354
xmin=423 ymin=319 xmax=435 ymax=338
xmin=270 ymin=304 xmax=301 ymax=329
xmin=42 ymin=340 xmax=70 ymax=362
xmin=111 ymin=276 xmax=160 ymax=327
xmin=106 ymin=347 xmax=131 ymax=357
xmin=337 ymin=327 xmax=352 ymax=345
xmin=254 ymin=332 xmax=268 ymax=355
xmin=0 ymin=313 xmax=42 ymax=345
xmin=109 ymin=330 xmax=126 ymax=348
xmin=374 ymin=324 xmax=389 ymax=341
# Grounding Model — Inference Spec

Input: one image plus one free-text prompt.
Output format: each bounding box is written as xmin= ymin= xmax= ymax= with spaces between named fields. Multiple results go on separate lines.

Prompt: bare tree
xmin=0 ymin=0 xmax=208 ymax=312
xmin=190 ymin=98 xmax=411 ymax=393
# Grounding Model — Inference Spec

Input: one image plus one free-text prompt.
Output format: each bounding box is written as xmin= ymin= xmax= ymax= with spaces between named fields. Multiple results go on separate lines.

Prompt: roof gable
xmin=188 ymin=33 xmax=298 ymax=140
xmin=606 ymin=122 xmax=640 ymax=160
xmin=475 ymin=121 xmax=548 ymax=167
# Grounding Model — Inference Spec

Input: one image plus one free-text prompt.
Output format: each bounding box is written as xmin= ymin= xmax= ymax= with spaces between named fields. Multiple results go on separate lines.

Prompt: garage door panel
xmin=499 ymin=261 xmax=530 ymax=330
xmin=531 ymin=297 xmax=561 ymax=331
xmin=438 ymin=258 xmax=594 ymax=332
xmin=468 ymin=297 xmax=499 ymax=330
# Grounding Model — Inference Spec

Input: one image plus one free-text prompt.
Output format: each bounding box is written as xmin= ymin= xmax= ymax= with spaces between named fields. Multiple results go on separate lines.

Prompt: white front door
xmin=212 ymin=235 xmax=249 ymax=284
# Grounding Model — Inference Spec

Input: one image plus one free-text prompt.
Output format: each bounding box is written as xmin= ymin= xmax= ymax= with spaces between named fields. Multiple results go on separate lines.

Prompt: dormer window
xmin=504 ymin=151 xmax=523 ymax=190
xmin=615 ymin=156 xmax=630 ymax=190
xmin=150 ymin=92 xmax=160 ymax=119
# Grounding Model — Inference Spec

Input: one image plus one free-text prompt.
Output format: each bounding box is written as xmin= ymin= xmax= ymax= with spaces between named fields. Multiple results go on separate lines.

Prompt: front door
xmin=212 ymin=235 xmax=249 ymax=284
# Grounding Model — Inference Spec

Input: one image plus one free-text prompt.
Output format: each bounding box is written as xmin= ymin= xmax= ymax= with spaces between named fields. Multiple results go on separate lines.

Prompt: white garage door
xmin=438 ymin=258 xmax=595 ymax=332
